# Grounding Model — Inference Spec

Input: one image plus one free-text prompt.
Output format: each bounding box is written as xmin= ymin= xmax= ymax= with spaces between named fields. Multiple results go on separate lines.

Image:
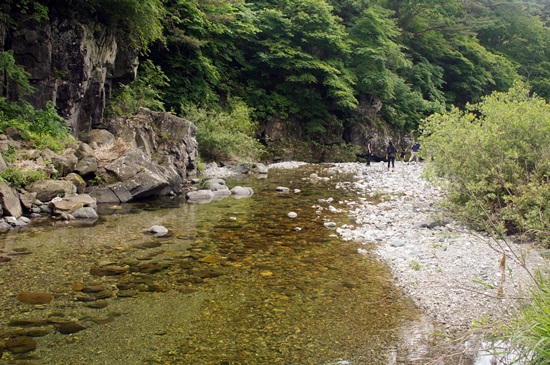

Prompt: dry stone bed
xmin=328 ymin=161 xmax=546 ymax=334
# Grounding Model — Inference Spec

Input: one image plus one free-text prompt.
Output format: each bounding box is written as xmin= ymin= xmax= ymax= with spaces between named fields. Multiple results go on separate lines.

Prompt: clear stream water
xmin=0 ymin=165 xmax=424 ymax=364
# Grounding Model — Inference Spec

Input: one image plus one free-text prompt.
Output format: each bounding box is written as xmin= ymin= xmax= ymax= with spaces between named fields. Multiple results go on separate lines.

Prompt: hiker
xmin=386 ymin=141 xmax=397 ymax=171
xmin=366 ymin=136 xmax=375 ymax=166
xmin=408 ymin=143 xmax=420 ymax=164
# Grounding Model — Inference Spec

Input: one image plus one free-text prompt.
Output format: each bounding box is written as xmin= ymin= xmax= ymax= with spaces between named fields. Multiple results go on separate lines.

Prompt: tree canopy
xmin=2 ymin=0 xmax=549 ymax=140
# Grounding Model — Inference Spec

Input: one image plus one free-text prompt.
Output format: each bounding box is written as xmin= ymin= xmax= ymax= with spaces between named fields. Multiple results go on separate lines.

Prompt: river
xmin=0 ymin=164 xmax=423 ymax=364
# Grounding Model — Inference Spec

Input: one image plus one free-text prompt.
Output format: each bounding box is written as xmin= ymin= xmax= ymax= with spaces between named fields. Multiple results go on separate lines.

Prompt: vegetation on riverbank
xmin=420 ymin=83 xmax=550 ymax=363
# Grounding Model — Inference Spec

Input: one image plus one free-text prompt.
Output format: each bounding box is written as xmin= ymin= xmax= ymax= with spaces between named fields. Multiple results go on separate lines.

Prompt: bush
xmin=182 ymin=98 xmax=265 ymax=163
xmin=0 ymin=98 xmax=73 ymax=152
xmin=106 ymin=60 xmax=168 ymax=117
xmin=420 ymin=82 xmax=550 ymax=244
xmin=0 ymin=167 xmax=47 ymax=189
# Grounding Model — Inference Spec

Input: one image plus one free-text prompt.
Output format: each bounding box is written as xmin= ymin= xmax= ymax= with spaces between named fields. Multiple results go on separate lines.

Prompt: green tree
xmin=238 ymin=0 xmax=356 ymax=136
xmin=420 ymin=82 xmax=550 ymax=244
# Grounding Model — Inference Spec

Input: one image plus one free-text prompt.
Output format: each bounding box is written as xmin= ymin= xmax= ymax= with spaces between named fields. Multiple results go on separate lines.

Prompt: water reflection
xmin=0 ymin=165 xmax=420 ymax=364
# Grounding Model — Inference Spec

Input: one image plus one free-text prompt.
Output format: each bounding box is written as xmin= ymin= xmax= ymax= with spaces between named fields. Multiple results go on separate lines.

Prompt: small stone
xmin=5 ymin=336 xmax=37 ymax=354
xmin=82 ymin=284 xmax=105 ymax=293
xmin=276 ymin=186 xmax=290 ymax=193
xmin=90 ymin=265 xmax=129 ymax=276
xmin=94 ymin=290 xmax=113 ymax=299
xmin=287 ymin=212 xmax=297 ymax=218
xmin=15 ymin=292 xmax=53 ymax=305
xmin=86 ymin=301 xmax=109 ymax=309
xmin=147 ymin=225 xmax=168 ymax=236
xmin=58 ymin=321 xmax=86 ymax=335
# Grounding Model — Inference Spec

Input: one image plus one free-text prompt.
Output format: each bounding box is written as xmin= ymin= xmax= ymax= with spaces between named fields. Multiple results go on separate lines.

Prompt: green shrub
xmin=0 ymin=167 xmax=47 ymax=189
xmin=106 ymin=60 xmax=168 ymax=117
xmin=420 ymin=82 xmax=550 ymax=245
xmin=183 ymin=98 xmax=265 ymax=163
xmin=0 ymin=98 xmax=72 ymax=152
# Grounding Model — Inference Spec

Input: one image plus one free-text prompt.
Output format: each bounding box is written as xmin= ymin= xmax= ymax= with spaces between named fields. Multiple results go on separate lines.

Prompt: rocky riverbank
xmin=265 ymin=160 xmax=547 ymax=362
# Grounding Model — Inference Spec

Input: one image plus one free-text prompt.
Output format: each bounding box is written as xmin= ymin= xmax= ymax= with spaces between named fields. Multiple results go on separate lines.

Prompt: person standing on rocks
xmin=386 ymin=141 xmax=397 ymax=171
xmin=408 ymin=142 xmax=421 ymax=164
xmin=366 ymin=136 xmax=375 ymax=166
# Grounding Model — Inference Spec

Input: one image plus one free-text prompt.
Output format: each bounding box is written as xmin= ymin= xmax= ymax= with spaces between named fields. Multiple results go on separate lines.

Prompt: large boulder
xmin=26 ymin=180 xmax=77 ymax=202
xmin=0 ymin=182 xmax=22 ymax=218
xmin=104 ymin=149 xmax=170 ymax=199
xmin=103 ymin=109 xmax=198 ymax=179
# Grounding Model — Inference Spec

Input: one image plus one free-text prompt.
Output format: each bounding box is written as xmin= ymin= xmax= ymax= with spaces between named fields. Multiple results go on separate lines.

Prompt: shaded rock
xmin=71 ymin=206 xmax=99 ymax=220
xmin=213 ymin=189 xmax=231 ymax=199
xmin=276 ymin=186 xmax=290 ymax=193
xmin=18 ymin=190 xmax=37 ymax=211
xmin=0 ymin=182 xmax=22 ymax=218
xmin=80 ymin=130 xmax=115 ymax=147
xmin=94 ymin=289 xmax=114 ymax=299
xmin=81 ymin=284 xmax=105 ymax=293
xmin=204 ymin=179 xmax=227 ymax=191
xmin=11 ymin=326 xmax=54 ymax=337
xmin=75 ymin=143 xmax=94 ymax=159
xmin=86 ymin=301 xmax=109 ymax=309
xmin=192 ymin=268 xmax=224 ymax=279
xmin=8 ymin=319 xmax=49 ymax=327
xmin=74 ymin=156 xmax=98 ymax=176
xmin=5 ymin=216 xmax=27 ymax=227
xmin=252 ymin=163 xmax=269 ymax=174
xmin=52 ymin=154 xmax=78 ymax=175
xmin=16 ymin=292 xmax=53 ymax=305
xmin=65 ymin=173 xmax=86 ymax=193
xmin=88 ymin=185 xmax=133 ymax=204
xmin=58 ymin=321 xmax=86 ymax=334
xmin=5 ymin=336 xmax=37 ymax=354
xmin=186 ymin=190 xmax=214 ymax=203
xmin=26 ymin=180 xmax=77 ymax=201
xmin=0 ymin=221 xmax=10 ymax=233
xmin=50 ymin=199 xmax=83 ymax=215
xmin=0 ymin=151 xmax=7 ymax=171
xmin=90 ymin=265 xmax=129 ymax=276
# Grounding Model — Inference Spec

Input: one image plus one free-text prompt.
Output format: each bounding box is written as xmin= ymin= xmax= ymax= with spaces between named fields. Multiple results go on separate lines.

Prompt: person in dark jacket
xmin=386 ymin=141 xmax=397 ymax=171
xmin=408 ymin=143 xmax=420 ymax=164
xmin=366 ymin=136 xmax=375 ymax=166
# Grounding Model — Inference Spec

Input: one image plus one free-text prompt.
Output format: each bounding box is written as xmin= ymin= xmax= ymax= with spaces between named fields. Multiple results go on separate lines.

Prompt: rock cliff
xmin=2 ymin=10 xmax=137 ymax=136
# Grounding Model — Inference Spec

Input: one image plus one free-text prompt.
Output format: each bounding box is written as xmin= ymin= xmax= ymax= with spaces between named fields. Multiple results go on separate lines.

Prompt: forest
xmin=2 ymin=0 xmax=549 ymax=161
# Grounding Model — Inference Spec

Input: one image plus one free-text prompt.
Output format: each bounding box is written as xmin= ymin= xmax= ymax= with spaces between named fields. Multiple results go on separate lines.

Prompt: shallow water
xmin=0 ymin=165 xmax=421 ymax=364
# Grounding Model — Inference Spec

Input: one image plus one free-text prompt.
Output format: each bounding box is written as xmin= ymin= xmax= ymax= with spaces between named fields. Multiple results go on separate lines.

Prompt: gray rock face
xmin=0 ymin=182 xmax=22 ymax=218
xmin=26 ymin=180 xmax=77 ymax=202
xmin=104 ymin=109 xmax=198 ymax=178
xmin=6 ymin=15 xmax=136 ymax=135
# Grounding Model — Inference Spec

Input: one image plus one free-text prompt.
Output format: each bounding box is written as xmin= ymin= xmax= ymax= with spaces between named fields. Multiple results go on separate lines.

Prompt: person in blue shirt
xmin=408 ymin=143 xmax=420 ymax=164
